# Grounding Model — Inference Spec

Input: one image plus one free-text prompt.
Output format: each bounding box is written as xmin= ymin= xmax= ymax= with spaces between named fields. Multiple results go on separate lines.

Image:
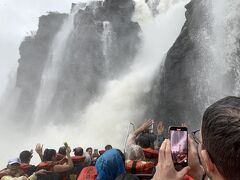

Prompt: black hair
xmin=202 ymin=96 xmax=240 ymax=180
xmin=19 ymin=150 xmax=32 ymax=163
xmin=58 ymin=146 xmax=66 ymax=156
xmin=86 ymin=147 xmax=92 ymax=152
xmin=74 ymin=147 xmax=83 ymax=156
xmin=136 ymin=132 xmax=156 ymax=149
xmin=43 ymin=149 xmax=56 ymax=161
xmin=105 ymin=144 xmax=112 ymax=150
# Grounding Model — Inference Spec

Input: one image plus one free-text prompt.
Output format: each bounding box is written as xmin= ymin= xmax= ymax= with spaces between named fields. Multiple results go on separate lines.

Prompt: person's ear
xmin=201 ymin=150 xmax=215 ymax=172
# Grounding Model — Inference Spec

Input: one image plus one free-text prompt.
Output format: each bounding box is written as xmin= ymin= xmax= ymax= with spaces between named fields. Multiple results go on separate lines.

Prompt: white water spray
xmin=195 ymin=0 xmax=240 ymax=111
xmin=102 ymin=21 xmax=112 ymax=75
xmin=34 ymin=5 xmax=80 ymax=123
xmin=0 ymin=0 xmax=188 ymax=168
xmin=70 ymin=0 xmax=189 ymax=148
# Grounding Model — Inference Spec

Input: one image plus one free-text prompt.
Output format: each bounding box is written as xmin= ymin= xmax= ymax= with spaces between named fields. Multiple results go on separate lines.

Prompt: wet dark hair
xmin=136 ymin=132 xmax=156 ymax=148
xmin=58 ymin=146 xmax=66 ymax=156
xmin=74 ymin=147 xmax=83 ymax=156
xmin=43 ymin=149 xmax=56 ymax=161
xmin=202 ymin=96 xmax=240 ymax=180
xmin=19 ymin=150 xmax=32 ymax=163
xmin=86 ymin=147 xmax=92 ymax=152
xmin=105 ymin=145 xmax=112 ymax=150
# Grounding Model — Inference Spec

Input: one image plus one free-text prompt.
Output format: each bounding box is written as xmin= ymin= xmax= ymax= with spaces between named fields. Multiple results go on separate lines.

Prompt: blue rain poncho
xmin=96 ymin=149 xmax=125 ymax=180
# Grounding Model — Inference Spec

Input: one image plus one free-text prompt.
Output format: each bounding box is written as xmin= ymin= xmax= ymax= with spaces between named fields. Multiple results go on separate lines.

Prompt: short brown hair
xmin=201 ymin=96 xmax=240 ymax=180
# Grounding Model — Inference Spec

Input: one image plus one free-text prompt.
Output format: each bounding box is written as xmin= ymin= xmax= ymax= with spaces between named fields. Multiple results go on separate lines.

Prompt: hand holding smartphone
xmin=169 ymin=126 xmax=188 ymax=171
xmin=64 ymin=142 xmax=69 ymax=148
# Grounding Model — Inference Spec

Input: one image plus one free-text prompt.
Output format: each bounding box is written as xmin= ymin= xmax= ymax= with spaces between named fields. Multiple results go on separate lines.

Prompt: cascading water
xmin=216 ymin=1 xmax=240 ymax=96
xmin=34 ymin=5 xmax=82 ymax=123
xmin=0 ymin=0 xmax=188 ymax=168
xmin=195 ymin=0 xmax=240 ymax=114
xmin=60 ymin=0 xmax=189 ymax=148
xmin=102 ymin=21 xmax=112 ymax=76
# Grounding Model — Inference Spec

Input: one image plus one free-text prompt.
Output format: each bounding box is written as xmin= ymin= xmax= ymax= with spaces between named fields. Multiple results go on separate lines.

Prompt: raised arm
xmin=53 ymin=146 xmax=73 ymax=173
xmin=35 ymin=144 xmax=44 ymax=162
xmin=133 ymin=119 xmax=153 ymax=137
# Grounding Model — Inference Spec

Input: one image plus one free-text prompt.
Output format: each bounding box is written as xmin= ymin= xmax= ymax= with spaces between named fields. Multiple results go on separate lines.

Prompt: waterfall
xmin=102 ymin=21 xmax=112 ymax=76
xmin=0 ymin=0 xmax=188 ymax=168
xmin=195 ymin=0 xmax=240 ymax=113
xmin=34 ymin=5 xmax=81 ymax=123
xmin=69 ymin=0 xmax=189 ymax=148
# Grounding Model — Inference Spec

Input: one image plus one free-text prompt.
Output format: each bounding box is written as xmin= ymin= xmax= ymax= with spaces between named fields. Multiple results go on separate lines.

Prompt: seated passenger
xmin=1 ymin=158 xmax=43 ymax=180
xmin=73 ymin=147 xmax=84 ymax=157
xmin=56 ymin=146 xmax=67 ymax=162
xmin=37 ymin=147 xmax=73 ymax=173
xmin=126 ymin=119 xmax=153 ymax=161
xmin=72 ymin=147 xmax=85 ymax=165
xmin=83 ymin=147 xmax=92 ymax=166
xmin=85 ymin=147 xmax=93 ymax=157
xmin=19 ymin=150 xmax=37 ymax=176
xmin=68 ymin=147 xmax=86 ymax=179
xmin=95 ymin=149 xmax=125 ymax=180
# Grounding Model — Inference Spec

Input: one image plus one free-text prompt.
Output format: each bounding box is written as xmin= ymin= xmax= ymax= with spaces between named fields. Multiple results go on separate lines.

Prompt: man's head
xmin=201 ymin=96 xmax=240 ymax=180
xmin=136 ymin=132 xmax=155 ymax=149
xmin=105 ymin=145 xmax=112 ymax=151
xmin=86 ymin=147 xmax=93 ymax=156
xmin=74 ymin=147 xmax=84 ymax=156
xmin=19 ymin=150 xmax=32 ymax=164
xmin=7 ymin=158 xmax=21 ymax=177
xmin=58 ymin=146 xmax=67 ymax=156
xmin=43 ymin=149 xmax=57 ymax=161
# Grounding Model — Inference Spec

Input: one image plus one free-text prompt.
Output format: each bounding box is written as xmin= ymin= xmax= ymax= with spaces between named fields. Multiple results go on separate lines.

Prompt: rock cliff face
xmin=148 ymin=0 xmax=213 ymax=128
xmin=16 ymin=0 xmax=140 ymax=123
xmin=16 ymin=13 xmax=68 ymax=122
xmin=17 ymin=0 xmax=234 ymax=127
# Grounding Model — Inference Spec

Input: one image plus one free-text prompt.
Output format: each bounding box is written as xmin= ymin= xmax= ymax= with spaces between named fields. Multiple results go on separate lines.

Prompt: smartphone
xmin=169 ymin=126 xmax=188 ymax=171
xmin=94 ymin=149 xmax=98 ymax=155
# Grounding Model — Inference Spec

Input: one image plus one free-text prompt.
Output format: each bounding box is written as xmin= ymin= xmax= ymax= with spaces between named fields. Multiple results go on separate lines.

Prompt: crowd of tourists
xmin=1 ymin=96 xmax=240 ymax=180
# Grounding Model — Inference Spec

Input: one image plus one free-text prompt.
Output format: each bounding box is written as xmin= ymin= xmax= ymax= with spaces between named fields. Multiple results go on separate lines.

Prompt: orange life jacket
xmin=125 ymin=160 xmax=155 ymax=174
xmin=37 ymin=161 xmax=55 ymax=171
xmin=71 ymin=156 xmax=86 ymax=165
xmin=20 ymin=163 xmax=31 ymax=174
xmin=77 ymin=166 xmax=97 ymax=180
xmin=143 ymin=148 xmax=158 ymax=159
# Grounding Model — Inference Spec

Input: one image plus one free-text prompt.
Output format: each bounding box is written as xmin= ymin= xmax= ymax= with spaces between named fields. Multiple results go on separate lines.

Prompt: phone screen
xmin=94 ymin=149 xmax=98 ymax=155
xmin=169 ymin=127 xmax=188 ymax=170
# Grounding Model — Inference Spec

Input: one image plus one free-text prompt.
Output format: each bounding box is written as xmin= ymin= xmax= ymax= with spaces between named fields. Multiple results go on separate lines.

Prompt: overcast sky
xmin=0 ymin=0 xmax=84 ymax=96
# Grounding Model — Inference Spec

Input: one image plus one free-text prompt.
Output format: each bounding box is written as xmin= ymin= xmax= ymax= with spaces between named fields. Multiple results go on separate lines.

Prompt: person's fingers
xmin=147 ymin=119 xmax=153 ymax=125
xmin=188 ymin=135 xmax=197 ymax=153
xmin=159 ymin=139 xmax=167 ymax=162
xmin=165 ymin=139 xmax=173 ymax=163
xmin=177 ymin=166 xmax=191 ymax=179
